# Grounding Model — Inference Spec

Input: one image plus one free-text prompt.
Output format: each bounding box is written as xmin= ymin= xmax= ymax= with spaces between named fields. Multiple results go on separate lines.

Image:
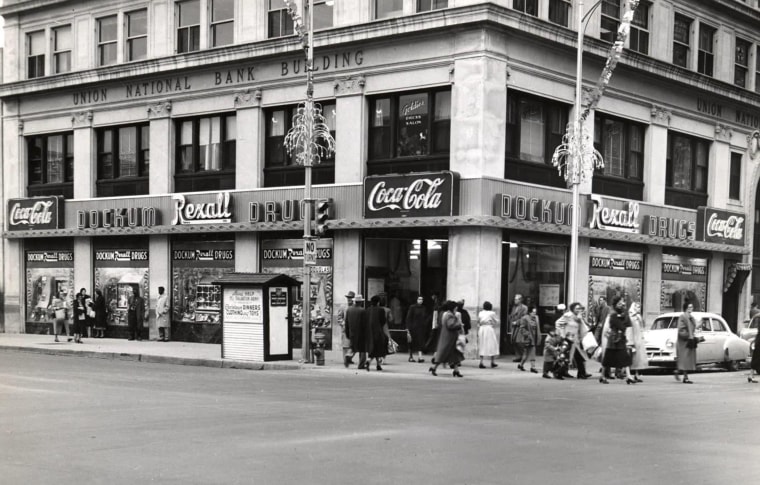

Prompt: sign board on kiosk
xmin=215 ymin=273 xmax=299 ymax=362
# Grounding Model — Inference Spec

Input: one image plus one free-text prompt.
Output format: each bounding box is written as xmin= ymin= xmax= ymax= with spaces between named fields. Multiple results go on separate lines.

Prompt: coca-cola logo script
xmin=697 ymin=207 xmax=746 ymax=246
xmin=8 ymin=197 xmax=63 ymax=231
xmin=364 ymin=172 xmax=459 ymax=219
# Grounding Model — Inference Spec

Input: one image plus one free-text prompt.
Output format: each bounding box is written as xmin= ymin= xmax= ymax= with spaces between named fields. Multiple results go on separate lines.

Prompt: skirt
xmin=478 ymin=325 xmax=499 ymax=357
xmin=602 ymin=348 xmax=631 ymax=368
xmin=676 ymin=339 xmax=697 ymax=371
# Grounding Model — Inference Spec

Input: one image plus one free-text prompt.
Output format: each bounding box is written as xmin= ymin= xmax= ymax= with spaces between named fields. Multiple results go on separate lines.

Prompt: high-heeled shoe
xmin=376 ymin=364 xmax=383 ymax=371
xmin=408 ymin=356 xmax=415 ymax=362
xmin=479 ymin=363 xmax=486 ymax=369
xmin=429 ymin=367 xmax=437 ymax=376
xmin=682 ymin=378 xmax=693 ymax=384
xmin=530 ymin=367 xmax=537 ymax=373
xmin=599 ymin=377 xmax=609 ymax=384
xmin=634 ymin=376 xmax=643 ymax=383
xmin=453 ymin=370 xmax=463 ymax=378
xmin=517 ymin=364 xmax=525 ymax=371
xmin=748 ymin=376 xmax=758 ymax=383
xmin=491 ymin=363 xmax=498 ymax=368
xmin=626 ymin=378 xmax=636 ymax=385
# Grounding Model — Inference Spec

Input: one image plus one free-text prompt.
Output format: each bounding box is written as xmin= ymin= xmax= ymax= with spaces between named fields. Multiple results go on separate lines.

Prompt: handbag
xmin=87 ymin=308 xmax=96 ymax=319
xmin=686 ymin=337 xmax=700 ymax=349
xmin=387 ymin=337 xmax=398 ymax=355
xmin=55 ymin=308 xmax=66 ymax=320
xmin=582 ymin=332 xmax=598 ymax=352
xmin=456 ymin=333 xmax=467 ymax=354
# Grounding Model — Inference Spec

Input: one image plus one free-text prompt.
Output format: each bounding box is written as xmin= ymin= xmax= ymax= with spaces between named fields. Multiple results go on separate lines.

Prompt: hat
xmin=353 ymin=294 xmax=365 ymax=302
xmin=345 ymin=291 xmax=356 ymax=299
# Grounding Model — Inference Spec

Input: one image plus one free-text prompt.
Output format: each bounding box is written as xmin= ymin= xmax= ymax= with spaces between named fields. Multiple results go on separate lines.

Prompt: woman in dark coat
xmin=345 ymin=295 xmax=367 ymax=369
xmin=749 ymin=329 xmax=760 ymax=383
xmin=405 ymin=295 xmax=428 ymax=363
xmin=92 ymin=289 xmax=108 ymax=338
xmin=366 ymin=295 xmax=390 ymax=371
xmin=600 ymin=296 xmax=634 ymax=384
xmin=72 ymin=292 xmax=87 ymax=344
xmin=429 ymin=300 xmax=464 ymax=377
xmin=675 ymin=302 xmax=697 ymax=384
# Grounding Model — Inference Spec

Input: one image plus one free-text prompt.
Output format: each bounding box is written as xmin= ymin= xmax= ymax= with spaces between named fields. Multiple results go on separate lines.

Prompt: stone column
xmin=234 ymin=89 xmax=263 ymax=189
xmin=236 ymin=234 xmax=260 ymax=272
xmin=331 ymin=230 xmax=362 ymax=355
xmin=709 ymin=124 xmax=733 ymax=208
xmin=148 ymin=101 xmax=173 ymax=194
xmin=447 ymin=227 xmax=502 ymax=358
xmin=2 ymin=240 xmax=23 ymax=333
xmin=644 ymin=245 xmax=663 ymax=324
xmin=450 ymin=56 xmax=507 ymax=178
xmin=644 ymin=106 xmax=670 ymax=205
xmin=74 ymin=238 xmax=93 ymax=307
xmin=71 ymin=111 xmax=94 ymax=199
xmin=148 ymin=235 xmax=170 ymax=340
xmin=708 ymin=253 xmax=725 ymax=313
xmin=334 ymin=77 xmax=366 ymax=183
xmin=2 ymin=115 xmax=23 ymax=332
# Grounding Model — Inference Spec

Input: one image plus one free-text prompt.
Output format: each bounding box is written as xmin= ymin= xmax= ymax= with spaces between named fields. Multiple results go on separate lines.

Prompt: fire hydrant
xmin=313 ymin=331 xmax=326 ymax=366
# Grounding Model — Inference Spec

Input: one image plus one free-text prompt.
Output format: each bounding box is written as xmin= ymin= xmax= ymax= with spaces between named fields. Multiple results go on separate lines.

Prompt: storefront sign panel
xmin=77 ymin=207 xmax=158 ymax=229
xmin=8 ymin=196 xmax=64 ymax=231
xmin=696 ymin=207 xmax=745 ymax=246
xmin=223 ymin=287 xmax=264 ymax=324
xmin=172 ymin=192 xmax=232 ymax=225
xmin=495 ymin=194 xmax=573 ymax=226
xmin=364 ymin=171 xmax=459 ymax=218
xmin=588 ymin=195 xmax=640 ymax=233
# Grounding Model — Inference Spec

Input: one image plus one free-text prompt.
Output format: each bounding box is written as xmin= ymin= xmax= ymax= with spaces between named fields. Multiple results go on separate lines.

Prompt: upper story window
xmin=418 ymin=0 xmax=448 ymax=11
xmin=175 ymin=113 xmax=236 ymax=192
xmin=673 ymin=13 xmax=692 ymax=68
xmin=53 ymin=26 xmax=72 ymax=74
xmin=730 ymin=152 xmax=742 ymax=200
xmin=667 ymin=132 xmax=709 ymax=194
xmin=735 ymin=37 xmax=751 ymax=88
xmin=593 ymin=114 xmax=644 ymax=180
xmin=506 ymin=92 xmax=568 ymax=165
xmin=698 ymin=23 xmax=716 ymax=77
xmin=310 ymin=0 xmax=335 ymax=30
xmin=97 ymin=124 xmax=150 ymax=196
xmin=177 ymin=0 xmax=201 ymax=53
xmin=27 ymin=133 xmax=74 ymax=198
xmin=548 ymin=0 xmax=571 ymax=27
xmin=211 ymin=0 xmax=234 ymax=46
xmin=629 ymin=1 xmax=649 ymax=55
xmin=376 ymin=0 xmax=403 ymax=19
xmin=126 ymin=10 xmax=148 ymax=61
xmin=27 ymin=31 xmax=45 ymax=78
xmin=98 ymin=16 xmax=118 ymax=66
xmin=513 ymin=0 xmax=538 ymax=17
xmin=600 ymin=0 xmax=620 ymax=43
xmin=264 ymin=102 xmax=336 ymax=186
xmin=268 ymin=0 xmax=294 ymax=38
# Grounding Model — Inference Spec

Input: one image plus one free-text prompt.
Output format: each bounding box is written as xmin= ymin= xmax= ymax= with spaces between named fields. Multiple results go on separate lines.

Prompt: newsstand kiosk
xmin=215 ymin=273 xmax=299 ymax=362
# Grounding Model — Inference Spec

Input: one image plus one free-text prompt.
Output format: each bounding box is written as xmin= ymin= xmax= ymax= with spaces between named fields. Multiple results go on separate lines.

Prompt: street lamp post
xmin=552 ymin=0 xmax=639 ymax=304
xmin=283 ymin=0 xmax=336 ymax=363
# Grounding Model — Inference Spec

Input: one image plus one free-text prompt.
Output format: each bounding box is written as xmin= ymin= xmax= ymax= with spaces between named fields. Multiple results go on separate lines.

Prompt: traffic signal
xmin=314 ymin=199 xmax=332 ymax=237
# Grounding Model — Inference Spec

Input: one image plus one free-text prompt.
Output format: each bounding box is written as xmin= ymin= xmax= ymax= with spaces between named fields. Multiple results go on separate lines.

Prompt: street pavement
xmin=1 ymin=342 xmax=759 ymax=485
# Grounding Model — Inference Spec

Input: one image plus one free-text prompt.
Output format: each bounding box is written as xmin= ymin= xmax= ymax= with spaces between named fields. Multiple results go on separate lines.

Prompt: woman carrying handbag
xmin=429 ymin=301 xmax=465 ymax=378
xmin=675 ymin=302 xmax=697 ymax=384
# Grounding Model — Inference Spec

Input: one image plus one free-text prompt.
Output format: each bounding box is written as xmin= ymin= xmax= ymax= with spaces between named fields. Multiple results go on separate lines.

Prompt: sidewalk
xmin=0 ymin=333 xmax=539 ymax=375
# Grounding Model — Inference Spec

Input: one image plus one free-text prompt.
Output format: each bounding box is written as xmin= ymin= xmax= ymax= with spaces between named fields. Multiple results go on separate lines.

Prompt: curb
xmin=0 ymin=345 xmax=304 ymax=371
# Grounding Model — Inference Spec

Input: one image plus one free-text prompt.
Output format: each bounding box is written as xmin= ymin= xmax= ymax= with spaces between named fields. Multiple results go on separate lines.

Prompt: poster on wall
xmin=94 ymin=249 xmax=149 ymax=326
xmin=223 ymin=287 xmax=263 ymax=324
xmin=25 ymin=251 xmax=75 ymax=325
xmin=261 ymin=238 xmax=333 ymax=349
xmin=660 ymin=254 xmax=708 ymax=313
xmin=172 ymin=242 xmax=235 ymax=324
xmin=587 ymin=248 xmax=644 ymax=322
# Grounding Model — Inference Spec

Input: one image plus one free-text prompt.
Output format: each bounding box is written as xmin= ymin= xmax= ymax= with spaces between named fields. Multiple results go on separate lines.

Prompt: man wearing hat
xmin=337 ymin=291 xmax=356 ymax=367
xmin=344 ymin=293 xmax=368 ymax=369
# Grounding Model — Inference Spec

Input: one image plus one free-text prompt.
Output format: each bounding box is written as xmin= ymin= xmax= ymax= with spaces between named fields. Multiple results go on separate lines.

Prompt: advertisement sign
xmin=172 ymin=192 xmax=232 ymax=225
xmin=8 ymin=196 xmax=64 ymax=231
xmin=223 ymin=287 xmax=264 ymax=324
xmin=696 ymin=207 xmax=745 ymax=246
xmin=587 ymin=195 xmax=640 ymax=233
xmin=364 ymin=171 xmax=459 ymax=218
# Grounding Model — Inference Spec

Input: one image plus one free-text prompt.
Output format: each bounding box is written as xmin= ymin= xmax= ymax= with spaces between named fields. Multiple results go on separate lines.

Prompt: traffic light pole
xmin=301 ymin=0 xmax=315 ymax=365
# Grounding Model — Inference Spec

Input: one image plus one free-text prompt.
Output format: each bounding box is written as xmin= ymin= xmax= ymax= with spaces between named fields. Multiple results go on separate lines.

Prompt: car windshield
xmin=651 ymin=317 xmax=677 ymax=330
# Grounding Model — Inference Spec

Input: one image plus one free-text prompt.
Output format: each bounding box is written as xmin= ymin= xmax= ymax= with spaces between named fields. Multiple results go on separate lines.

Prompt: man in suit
xmin=156 ymin=286 xmax=170 ymax=342
xmin=344 ymin=294 xmax=367 ymax=369
xmin=510 ymin=294 xmax=528 ymax=362
xmin=127 ymin=285 xmax=145 ymax=341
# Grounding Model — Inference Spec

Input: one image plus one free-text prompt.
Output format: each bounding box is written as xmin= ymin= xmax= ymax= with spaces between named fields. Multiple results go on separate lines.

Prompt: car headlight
xmin=665 ymin=339 xmax=674 ymax=349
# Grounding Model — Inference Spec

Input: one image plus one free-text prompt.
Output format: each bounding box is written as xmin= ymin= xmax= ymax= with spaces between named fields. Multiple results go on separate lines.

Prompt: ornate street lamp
xmin=551 ymin=0 xmax=639 ymax=304
xmin=283 ymin=0 xmax=336 ymax=363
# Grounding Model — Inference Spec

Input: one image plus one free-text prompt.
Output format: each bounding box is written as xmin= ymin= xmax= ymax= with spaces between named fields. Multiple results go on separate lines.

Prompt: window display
xmin=94 ymin=248 xmax=150 ymax=326
xmin=587 ymin=247 xmax=644 ymax=324
xmin=25 ymin=250 xmax=74 ymax=328
xmin=660 ymin=253 xmax=708 ymax=312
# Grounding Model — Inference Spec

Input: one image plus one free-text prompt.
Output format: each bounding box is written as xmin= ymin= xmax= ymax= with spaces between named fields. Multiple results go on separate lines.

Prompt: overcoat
xmin=345 ymin=305 xmax=367 ymax=352
xmin=676 ymin=311 xmax=697 ymax=371
xmin=435 ymin=310 xmax=464 ymax=366
xmin=405 ymin=303 xmax=429 ymax=352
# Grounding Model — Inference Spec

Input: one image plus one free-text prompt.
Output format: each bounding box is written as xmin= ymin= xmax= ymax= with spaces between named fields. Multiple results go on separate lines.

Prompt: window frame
xmin=210 ymin=0 xmax=235 ymax=47
xmin=375 ymin=0 xmax=404 ymax=20
xmin=629 ymin=1 xmax=650 ymax=55
xmin=125 ymin=9 xmax=148 ymax=62
xmin=673 ymin=13 xmax=692 ymax=69
xmin=735 ymin=37 xmax=751 ymax=89
xmin=267 ymin=0 xmax=294 ymax=38
xmin=729 ymin=152 xmax=742 ymax=200
xmin=97 ymin=15 xmax=118 ymax=66
xmin=52 ymin=25 xmax=72 ymax=74
xmin=697 ymin=23 xmax=716 ymax=77
xmin=600 ymin=0 xmax=621 ymax=43
xmin=27 ymin=30 xmax=46 ymax=79
xmin=417 ymin=0 xmax=448 ymax=12
xmin=177 ymin=0 xmax=201 ymax=53
xmin=26 ymin=132 xmax=74 ymax=197
xmin=666 ymin=131 xmax=710 ymax=194
xmin=548 ymin=0 xmax=571 ymax=27
xmin=175 ymin=113 xmax=237 ymax=175
xmin=513 ymin=0 xmax=538 ymax=17
xmin=593 ymin=112 xmax=645 ymax=182
xmin=505 ymin=91 xmax=569 ymax=167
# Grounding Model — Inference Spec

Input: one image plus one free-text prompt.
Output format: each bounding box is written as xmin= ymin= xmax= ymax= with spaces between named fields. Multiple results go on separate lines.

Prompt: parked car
xmin=644 ymin=312 xmax=750 ymax=371
xmin=740 ymin=315 xmax=759 ymax=343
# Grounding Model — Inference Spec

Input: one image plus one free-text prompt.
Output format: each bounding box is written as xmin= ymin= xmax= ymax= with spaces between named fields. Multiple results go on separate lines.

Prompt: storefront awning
xmin=724 ymin=263 xmax=752 ymax=293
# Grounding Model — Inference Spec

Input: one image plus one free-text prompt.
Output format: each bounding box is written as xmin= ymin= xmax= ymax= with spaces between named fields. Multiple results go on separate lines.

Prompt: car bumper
xmin=646 ymin=350 xmax=676 ymax=366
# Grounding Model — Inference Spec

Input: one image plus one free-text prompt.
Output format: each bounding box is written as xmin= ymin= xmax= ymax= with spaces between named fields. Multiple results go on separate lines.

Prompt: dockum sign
xmin=363 ymin=171 xmax=459 ymax=218
xmin=7 ymin=196 xmax=64 ymax=231
xmin=696 ymin=207 xmax=745 ymax=246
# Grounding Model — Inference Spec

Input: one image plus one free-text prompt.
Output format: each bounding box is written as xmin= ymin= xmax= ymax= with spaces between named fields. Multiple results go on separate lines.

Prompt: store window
xmin=549 ymin=0 xmax=571 ymax=27
xmin=418 ymin=0 xmax=448 ymax=12
xmin=729 ymin=152 xmax=742 ymax=200
xmin=177 ymin=0 xmax=201 ymax=52
xmin=211 ymin=0 xmax=234 ymax=46
xmin=592 ymin=113 xmax=645 ymax=200
xmin=600 ymin=0 xmax=620 ymax=43
xmin=375 ymin=0 xmax=403 ymax=19
xmin=666 ymin=132 xmax=709 ymax=208
xmin=96 ymin=124 xmax=150 ymax=196
xmin=698 ymin=23 xmax=716 ymax=77
xmin=126 ymin=10 xmax=148 ymax=61
xmin=175 ymin=113 xmax=236 ymax=192
xmin=673 ymin=13 xmax=692 ymax=68
xmin=368 ymin=89 xmax=450 ymax=175
xmin=629 ymin=1 xmax=649 ymax=55
xmin=53 ymin=26 xmax=72 ymax=74
xmin=98 ymin=15 xmax=118 ymax=66
xmin=513 ymin=0 xmax=538 ymax=17
xmin=268 ymin=0 xmax=294 ymax=38
xmin=588 ymin=246 xmax=643 ymax=323
xmin=660 ymin=254 xmax=708 ymax=313
xmin=27 ymin=133 xmax=74 ymax=198
xmin=505 ymin=91 xmax=569 ymax=188
xmin=735 ymin=37 xmax=751 ymax=88
xmin=27 ymin=30 xmax=45 ymax=78
xmin=264 ymin=101 xmax=336 ymax=187
xmin=24 ymin=243 xmax=74 ymax=334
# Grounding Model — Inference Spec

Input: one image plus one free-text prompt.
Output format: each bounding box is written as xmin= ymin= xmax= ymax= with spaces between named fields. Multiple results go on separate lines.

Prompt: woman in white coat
xmin=628 ymin=302 xmax=647 ymax=383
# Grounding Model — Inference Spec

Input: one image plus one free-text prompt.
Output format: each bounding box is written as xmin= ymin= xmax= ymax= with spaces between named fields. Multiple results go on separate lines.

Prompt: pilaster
xmin=148 ymin=235 xmax=170 ymax=340
xmin=334 ymin=76 xmax=366 ymax=183
xmin=708 ymin=253 xmax=725 ymax=313
xmin=148 ymin=101 xmax=173 ymax=195
xmin=644 ymin=106 xmax=670 ymax=205
xmin=644 ymin=245 xmax=663 ymax=324
xmin=74 ymin=238 xmax=93 ymax=306
xmin=71 ymin=111 xmax=94 ymax=199
xmin=709 ymin=123 xmax=733 ymax=208
xmin=235 ymin=233 xmax=260 ymax=272
xmin=332 ymin=230 xmax=362 ymax=349
xmin=234 ymin=89 xmax=263 ymax=189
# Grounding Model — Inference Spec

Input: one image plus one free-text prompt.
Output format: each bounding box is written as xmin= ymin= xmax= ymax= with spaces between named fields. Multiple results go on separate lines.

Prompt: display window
xmin=660 ymin=253 xmax=708 ymax=312
xmin=171 ymin=238 xmax=235 ymax=324
xmin=93 ymin=239 xmax=149 ymax=327
xmin=25 ymin=245 xmax=74 ymax=332
xmin=587 ymin=246 xmax=644 ymax=322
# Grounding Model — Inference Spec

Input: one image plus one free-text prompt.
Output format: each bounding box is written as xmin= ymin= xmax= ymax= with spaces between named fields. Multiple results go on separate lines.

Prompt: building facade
xmin=2 ymin=0 xmax=760 ymax=355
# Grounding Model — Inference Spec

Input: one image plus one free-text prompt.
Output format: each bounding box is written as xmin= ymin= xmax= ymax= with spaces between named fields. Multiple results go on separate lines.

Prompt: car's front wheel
xmin=724 ymin=349 xmax=740 ymax=371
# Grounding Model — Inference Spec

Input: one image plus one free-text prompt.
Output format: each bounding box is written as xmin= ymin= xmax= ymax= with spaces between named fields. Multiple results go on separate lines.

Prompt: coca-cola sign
xmin=697 ymin=207 xmax=745 ymax=246
xmin=363 ymin=171 xmax=459 ymax=218
xmin=7 ymin=196 xmax=64 ymax=231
